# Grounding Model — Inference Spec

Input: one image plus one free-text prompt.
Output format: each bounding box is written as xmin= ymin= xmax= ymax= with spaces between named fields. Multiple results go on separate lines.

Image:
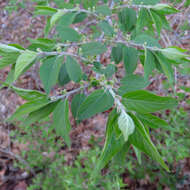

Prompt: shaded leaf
xmin=154 ymin=52 xmax=174 ymax=84
xmin=53 ymin=99 xmax=71 ymax=147
xmin=71 ymin=93 xmax=86 ymax=119
xmin=7 ymin=98 xmax=50 ymax=122
xmin=81 ymin=42 xmax=107 ymax=56
xmin=92 ymin=109 xmax=125 ymax=177
xmin=39 ymin=56 xmax=62 ymax=94
xmin=98 ymin=21 xmax=114 ymax=37
xmin=123 ymin=46 xmax=138 ymax=74
xmin=144 ymin=49 xmax=156 ymax=80
xmin=118 ymin=8 xmax=137 ymax=32
xmin=111 ymin=43 xmax=123 ymax=64
xmin=129 ymin=113 xmax=169 ymax=171
xmin=65 ymin=56 xmax=82 ymax=83
xmin=96 ymin=5 xmax=111 ymax=16
xmin=50 ymin=9 xmax=65 ymax=28
xmin=57 ymin=26 xmax=81 ymax=42
xmin=24 ymin=100 xmax=60 ymax=126
xmin=58 ymin=63 xmax=70 ymax=86
xmin=77 ymin=89 xmax=114 ymax=120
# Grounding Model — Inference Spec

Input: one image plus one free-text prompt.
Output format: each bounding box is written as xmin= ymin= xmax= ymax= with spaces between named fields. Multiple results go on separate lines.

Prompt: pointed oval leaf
xmin=77 ymin=89 xmax=114 ymax=120
xmin=15 ymin=50 xmax=37 ymax=80
xmin=118 ymin=74 xmax=149 ymax=95
xmin=129 ymin=113 xmax=169 ymax=171
xmin=50 ymin=9 xmax=65 ymax=28
xmin=71 ymin=93 xmax=86 ymax=119
xmin=81 ymin=42 xmax=107 ymax=56
xmin=111 ymin=43 xmax=123 ymax=64
xmin=123 ymin=46 xmax=138 ymax=74
xmin=65 ymin=56 xmax=82 ymax=83
xmin=7 ymin=97 xmax=50 ymax=122
xmin=52 ymin=99 xmax=71 ymax=147
xmin=0 ymin=43 xmax=21 ymax=53
xmin=40 ymin=56 xmax=62 ymax=94
xmin=58 ymin=64 xmax=70 ymax=86
xmin=118 ymin=8 xmax=137 ymax=32
xmin=92 ymin=109 xmax=125 ymax=177
xmin=11 ymin=86 xmax=46 ymax=101
xmin=144 ymin=49 xmax=156 ymax=80
xmin=57 ymin=26 xmax=81 ymax=42
xmin=122 ymin=90 xmax=178 ymax=113
xmin=137 ymin=113 xmax=173 ymax=131
xmin=24 ymin=100 xmax=60 ymax=126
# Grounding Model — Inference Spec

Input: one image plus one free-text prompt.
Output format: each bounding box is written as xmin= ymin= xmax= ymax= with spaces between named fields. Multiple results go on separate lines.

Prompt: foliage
xmin=12 ymin=124 xmax=125 ymax=190
xmin=1 ymin=0 xmax=190 ymax=188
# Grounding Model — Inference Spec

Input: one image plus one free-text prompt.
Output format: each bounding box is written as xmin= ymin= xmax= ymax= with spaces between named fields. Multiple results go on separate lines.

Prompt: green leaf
xmin=133 ymin=0 xmax=160 ymax=5
xmin=113 ymin=141 xmax=131 ymax=165
xmin=52 ymin=99 xmax=71 ymax=147
xmin=57 ymin=12 xmax=76 ymax=26
xmin=15 ymin=50 xmax=37 ymax=80
xmin=0 ymin=52 xmax=20 ymax=69
xmin=92 ymin=109 xmax=125 ymax=177
xmin=11 ymin=86 xmax=46 ymax=101
xmin=73 ymin=12 xmax=87 ymax=24
xmin=57 ymin=26 xmax=81 ymax=42
xmin=161 ymin=47 xmax=189 ymax=60
xmin=3 ymin=65 xmax=15 ymax=86
xmin=118 ymin=74 xmax=149 ymax=95
xmin=98 ymin=21 xmax=114 ymax=37
xmin=111 ymin=43 xmax=123 ymax=64
xmin=136 ymin=8 xmax=153 ymax=32
xmin=122 ymin=90 xmax=178 ymax=113
xmin=24 ymin=100 xmax=60 ymax=126
xmin=35 ymin=6 xmax=57 ymax=16
xmin=137 ymin=113 xmax=172 ymax=131
xmin=7 ymin=97 xmax=50 ymax=122
xmin=65 ymin=56 xmax=82 ymax=83
xmin=134 ymin=34 xmax=161 ymax=47
xmin=96 ymin=5 xmax=111 ymax=16
xmin=39 ymin=56 xmax=62 ymax=94
xmin=158 ymin=13 xmax=170 ymax=30
xmin=151 ymin=4 xmax=179 ymax=14
xmin=27 ymin=38 xmax=55 ymax=52
xmin=133 ymin=146 xmax=142 ymax=165
xmin=50 ymin=9 xmax=65 ymax=29
xmin=149 ymin=10 xmax=162 ymax=36
xmin=144 ymin=49 xmax=156 ymax=80
xmin=81 ymin=42 xmax=107 ymax=56
xmin=77 ymin=89 xmax=114 ymax=120
xmin=154 ymin=52 xmax=174 ymax=84
xmin=103 ymin=64 xmax=116 ymax=78
xmin=71 ymin=93 xmax=86 ymax=119
xmin=58 ymin=64 xmax=70 ymax=86
xmin=118 ymin=8 xmax=137 ymax=32
xmin=0 ymin=43 xmax=21 ymax=53
xmin=123 ymin=46 xmax=138 ymax=74
xmin=118 ymin=111 xmax=135 ymax=141
xmin=129 ymin=113 xmax=169 ymax=171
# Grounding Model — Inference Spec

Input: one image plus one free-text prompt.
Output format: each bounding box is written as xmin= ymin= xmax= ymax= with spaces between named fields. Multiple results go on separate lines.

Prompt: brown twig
xmin=0 ymin=147 xmax=36 ymax=176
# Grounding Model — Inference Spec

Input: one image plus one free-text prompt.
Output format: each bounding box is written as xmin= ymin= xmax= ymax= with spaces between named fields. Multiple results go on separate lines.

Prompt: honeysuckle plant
xmin=1 ymin=0 xmax=189 ymax=177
